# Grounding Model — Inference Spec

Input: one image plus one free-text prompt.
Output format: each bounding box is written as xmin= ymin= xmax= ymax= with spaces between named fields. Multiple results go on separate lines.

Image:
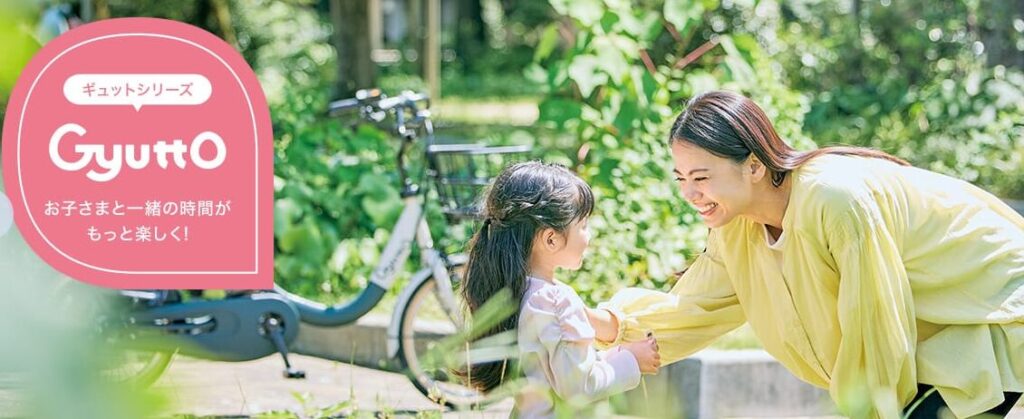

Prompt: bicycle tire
xmin=397 ymin=273 xmax=507 ymax=410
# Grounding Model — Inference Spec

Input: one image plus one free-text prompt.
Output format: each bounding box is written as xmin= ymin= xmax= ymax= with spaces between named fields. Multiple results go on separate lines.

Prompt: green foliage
xmin=8 ymin=0 xmax=531 ymax=301
xmin=378 ymin=72 xmax=429 ymax=96
xmin=0 ymin=1 xmax=41 ymax=123
xmin=775 ymin=0 xmax=1024 ymax=197
xmin=379 ymin=69 xmax=542 ymax=100
xmin=867 ymin=68 xmax=1024 ymax=198
xmin=534 ymin=0 xmax=1024 ymax=309
xmin=231 ymin=1 xmax=406 ymax=300
xmin=259 ymin=2 xmax=482 ymax=301
xmin=459 ymin=0 xmax=555 ymax=76
xmin=272 ymin=111 xmax=402 ymax=298
xmin=535 ymin=0 xmax=814 ymax=303
xmin=0 ymin=224 xmax=170 ymax=418
xmin=16 ymin=0 xmax=1018 ymax=308
xmin=441 ymin=68 xmax=543 ymax=99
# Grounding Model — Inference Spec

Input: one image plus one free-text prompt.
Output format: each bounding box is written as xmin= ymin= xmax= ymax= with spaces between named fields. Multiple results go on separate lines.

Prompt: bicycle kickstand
xmin=261 ymin=316 xmax=306 ymax=379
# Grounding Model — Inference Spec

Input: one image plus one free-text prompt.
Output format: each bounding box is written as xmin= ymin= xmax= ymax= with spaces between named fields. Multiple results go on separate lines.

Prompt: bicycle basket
xmin=426 ymin=143 xmax=532 ymax=221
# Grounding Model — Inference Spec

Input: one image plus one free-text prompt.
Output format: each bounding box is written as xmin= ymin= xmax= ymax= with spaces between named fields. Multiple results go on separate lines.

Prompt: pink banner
xmin=2 ymin=18 xmax=273 ymax=289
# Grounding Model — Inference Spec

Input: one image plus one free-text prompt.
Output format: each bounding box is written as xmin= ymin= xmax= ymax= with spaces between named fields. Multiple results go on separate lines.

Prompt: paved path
xmin=157 ymin=354 xmax=514 ymax=417
xmin=2 ymin=352 xmax=1020 ymax=418
xmin=159 ymin=354 xmax=1023 ymax=418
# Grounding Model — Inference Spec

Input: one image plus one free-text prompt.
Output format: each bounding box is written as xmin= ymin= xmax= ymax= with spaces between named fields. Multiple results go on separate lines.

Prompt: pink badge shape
xmin=2 ymin=18 xmax=273 ymax=289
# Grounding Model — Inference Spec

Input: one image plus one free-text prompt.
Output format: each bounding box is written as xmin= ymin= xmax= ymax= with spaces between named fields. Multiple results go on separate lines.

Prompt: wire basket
xmin=426 ymin=143 xmax=532 ymax=221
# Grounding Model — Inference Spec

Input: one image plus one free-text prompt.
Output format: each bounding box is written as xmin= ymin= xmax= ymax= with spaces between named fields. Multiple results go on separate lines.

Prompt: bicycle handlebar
xmin=327 ymin=89 xmax=429 ymax=117
xmin=326 ymin=88 xmax=435 ymax=196
xmin=375 ymin=91 xmax=429 ymax=112
xmin=327 ymin=97 xmax=361 ymax=114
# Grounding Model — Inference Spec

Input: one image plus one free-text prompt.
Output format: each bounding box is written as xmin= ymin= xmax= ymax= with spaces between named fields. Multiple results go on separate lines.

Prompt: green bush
xmin=247 ymin=2 xmax=416 ymax=300
xmin=775 ymin=0 xmax=1024 ymax=198
xmin=868 ymin=68 xmax=1024 ymax=198
xmin=534 ymin=0 xmax=815 ymax=304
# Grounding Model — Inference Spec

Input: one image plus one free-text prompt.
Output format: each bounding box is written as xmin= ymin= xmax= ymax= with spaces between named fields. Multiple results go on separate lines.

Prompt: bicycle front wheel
xmin=398 ymin=275 xmax=503 ymax=410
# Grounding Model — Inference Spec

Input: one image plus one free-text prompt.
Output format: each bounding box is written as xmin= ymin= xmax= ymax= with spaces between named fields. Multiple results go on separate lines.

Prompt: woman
xmin=587 ymin=90 xmax=1024 ymax=418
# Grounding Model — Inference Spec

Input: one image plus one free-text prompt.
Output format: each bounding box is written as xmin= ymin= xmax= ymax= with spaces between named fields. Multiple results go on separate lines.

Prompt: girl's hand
xmin=623 ymin=333 xmax=661 ymax=374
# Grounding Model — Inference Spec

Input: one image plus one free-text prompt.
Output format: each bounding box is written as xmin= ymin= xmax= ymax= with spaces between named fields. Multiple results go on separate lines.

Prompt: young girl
xmin=461 ymin=161 xmax=660 ymax=418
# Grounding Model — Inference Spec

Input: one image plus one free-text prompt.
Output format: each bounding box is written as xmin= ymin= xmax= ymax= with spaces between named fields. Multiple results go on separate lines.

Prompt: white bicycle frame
xmin=378 ymin=193 xmax=462 ymax=359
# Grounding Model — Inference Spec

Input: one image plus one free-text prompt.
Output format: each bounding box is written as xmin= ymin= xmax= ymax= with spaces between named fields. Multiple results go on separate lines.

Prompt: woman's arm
xmin=590 ymin=230 xmax=746 ymax=365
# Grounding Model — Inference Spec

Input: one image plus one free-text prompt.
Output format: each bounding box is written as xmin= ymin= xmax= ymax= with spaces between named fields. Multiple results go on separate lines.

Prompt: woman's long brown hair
xmin=669 ymin=91 xmax=909 ymax=186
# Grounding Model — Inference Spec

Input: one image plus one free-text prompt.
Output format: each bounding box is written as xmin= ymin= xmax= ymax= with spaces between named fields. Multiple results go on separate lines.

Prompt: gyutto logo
xmin=2 ymin=18 xmax=273 ymax=289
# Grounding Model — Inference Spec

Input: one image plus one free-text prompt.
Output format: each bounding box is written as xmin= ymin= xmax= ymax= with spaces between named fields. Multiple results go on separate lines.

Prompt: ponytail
xmin=458 ymin=217 xmax=532 ymax=391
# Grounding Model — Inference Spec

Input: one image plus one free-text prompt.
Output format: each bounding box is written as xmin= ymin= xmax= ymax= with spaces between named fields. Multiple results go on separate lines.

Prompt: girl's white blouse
xmin=514 ymin=276 xmax=641 ymax=418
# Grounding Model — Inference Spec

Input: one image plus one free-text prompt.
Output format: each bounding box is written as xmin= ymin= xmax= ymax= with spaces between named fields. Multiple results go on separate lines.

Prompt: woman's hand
xmin=585 ymin=307 xmax=620 ymax=343
xmin=622 ymin=333 xmax=661 ymax=374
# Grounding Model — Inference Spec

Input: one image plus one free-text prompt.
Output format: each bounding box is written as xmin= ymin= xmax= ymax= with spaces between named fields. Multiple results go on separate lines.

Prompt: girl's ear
xmin=538 ymin=227 xmax=565 ymax=252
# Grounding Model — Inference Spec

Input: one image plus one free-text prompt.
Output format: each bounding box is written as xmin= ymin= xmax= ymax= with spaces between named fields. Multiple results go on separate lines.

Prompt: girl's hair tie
xmin=484 ymin=217 xmax=505 ymax=228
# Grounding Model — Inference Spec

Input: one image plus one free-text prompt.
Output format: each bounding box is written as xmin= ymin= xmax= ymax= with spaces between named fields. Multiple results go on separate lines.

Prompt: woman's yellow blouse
xmin=599 ymin=154 xmax=1024 ymax=418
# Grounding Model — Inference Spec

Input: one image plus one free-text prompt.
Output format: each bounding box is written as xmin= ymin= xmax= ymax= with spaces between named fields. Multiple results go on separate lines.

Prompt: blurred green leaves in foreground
xmin=0 ymin=193 xmax=170 ymax=418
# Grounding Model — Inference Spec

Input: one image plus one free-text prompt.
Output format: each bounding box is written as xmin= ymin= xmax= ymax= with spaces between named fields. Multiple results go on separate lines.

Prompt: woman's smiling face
xmin=670 ymin=140 xmax=756 ymax=228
